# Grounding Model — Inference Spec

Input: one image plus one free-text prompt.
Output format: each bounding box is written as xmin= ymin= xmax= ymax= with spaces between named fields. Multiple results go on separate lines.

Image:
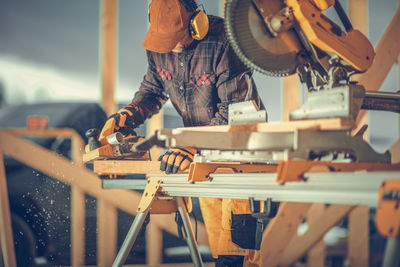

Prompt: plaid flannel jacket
xmin=126 ymin=15 xmax=264 ymax=127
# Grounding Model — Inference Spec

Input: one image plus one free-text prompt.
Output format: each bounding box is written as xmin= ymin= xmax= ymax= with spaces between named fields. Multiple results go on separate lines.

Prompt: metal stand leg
xmin=382 ymin=237 xmax=400 ymax=267
xmin=176 ymin=197 xmax=204 ymax=267
xmin=112 ymin=210 xmax=150 ymax=267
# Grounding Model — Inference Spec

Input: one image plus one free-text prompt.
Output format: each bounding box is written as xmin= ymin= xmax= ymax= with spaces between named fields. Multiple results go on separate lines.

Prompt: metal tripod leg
xmin=176 ymin=197 xmax=204 ymax=267
xmin=112 ymin=210 xmax=150 ymax=267
xmin=382 ymin=237 xmax=400 ymax=267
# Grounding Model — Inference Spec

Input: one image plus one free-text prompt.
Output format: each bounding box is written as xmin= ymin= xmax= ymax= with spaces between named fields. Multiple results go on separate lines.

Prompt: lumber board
xmin=348 ymin=205 xmax=369 ymax=267
xmin=279 ymin=204 xmax=355 ymax=267
xmin=0 ymin=151 xmax=17 ymax=267
xmin=146 ymin=222 xmax=163 ymax=265
xmin=260 ymin=202 xmax=312 ymax=267
xmin=0 ymin=130 xmax=209 ymax=246
xmin=93 ymin=160 xmax=163 ymax=174
xmin=100 ymin=0 xmax=117 ymax=115
xmin=97 ymin=199 xmax=117 ymax=266
xmin=178 ymin=118 xmax=354 ymax=133
xmin=283 ymin=75 xmax=301 ymax=121
xmin=71 ymin=187 xmax=85 ymax=267
xmin=306 ymin=203 xmax=326 ymax=267
xmin=355 ymin=9 xmax=400 ymax=127
xmin=4 ymin=128 xmax=82 ymax=139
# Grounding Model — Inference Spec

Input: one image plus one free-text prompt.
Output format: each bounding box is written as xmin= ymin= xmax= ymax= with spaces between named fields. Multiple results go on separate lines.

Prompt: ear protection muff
xmin=189 ymin=8 xmax=209 ymax=40
xmin=148 ymin=0 xmax=209 ymax=40
xmin=179 ymin=0 xmax=209 ymax=40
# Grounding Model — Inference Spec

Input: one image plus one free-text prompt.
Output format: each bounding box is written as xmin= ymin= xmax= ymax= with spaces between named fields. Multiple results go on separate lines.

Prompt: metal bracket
xmin=137 ymin=179 xmax=161 ymax=213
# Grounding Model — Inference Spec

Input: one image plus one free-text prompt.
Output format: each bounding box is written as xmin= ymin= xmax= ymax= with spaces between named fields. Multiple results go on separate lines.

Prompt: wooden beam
xmin=306 ymin=203 xmax=326 ymax=267
xmin=147 ymin=112 xmax=163 ymax=161
xmin=71 ymin=132 xmax=85 ymax=266
xmin=178 ymin=117 xmax=353 ymax=132
xmin=260 ymin=202 xmax=312 ymax=266
xmin=348 ymin=205 xmax=369 ymax=267
xmin=354 ymin=9 xmax=400 ymax=128
xmin=0 ymin=151 xmax=17 ymax=267
xmin=146 ymin=222 xmax=163 ymax=265
xmin=349 ymin=0 xmax=368 ymax=35
xmin=0 ymin=131 xmax=209 ymax=246
xmin=283 ymin=75 xmax=301 ymax=121
xmin=71 ymin=187 xmax=85 ymax=267
xmin=93 ymin=160 xmax=162 ymax=174
xmin=349 ymin=0 xmax=369 ymax=137
xmin=97 ymin=199 xmax=117 ymax=266
xmin=100 ymin=0 xmax=117 ymax=115
xmin=279 ymin=205 xmax=355 ymax=267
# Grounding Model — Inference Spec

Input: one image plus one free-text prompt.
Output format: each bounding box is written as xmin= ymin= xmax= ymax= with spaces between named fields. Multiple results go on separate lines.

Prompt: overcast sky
xmin=0 ymin=0 xmax=398 ymax=151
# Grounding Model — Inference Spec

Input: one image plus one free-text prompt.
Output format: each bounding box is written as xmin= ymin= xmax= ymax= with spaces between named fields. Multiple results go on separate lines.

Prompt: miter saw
xmin=224 ymin=0 xmax=399 ymax=119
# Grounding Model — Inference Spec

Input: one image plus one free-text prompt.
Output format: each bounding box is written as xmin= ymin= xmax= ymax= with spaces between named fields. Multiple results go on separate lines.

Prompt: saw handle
xmin=85 ymin=128 xmax=101 ymax=151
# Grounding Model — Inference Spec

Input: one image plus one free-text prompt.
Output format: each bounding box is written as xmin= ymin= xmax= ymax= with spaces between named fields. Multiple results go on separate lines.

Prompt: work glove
xmin=99 ymin=108 xmax=137 ymax=142
xmin=158 ymin=148 xmax=197 ymax=174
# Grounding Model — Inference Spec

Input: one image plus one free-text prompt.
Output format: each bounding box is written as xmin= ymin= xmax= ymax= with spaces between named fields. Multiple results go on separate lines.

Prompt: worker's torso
xmin=148 ymin=16 xmax=230 ymax=126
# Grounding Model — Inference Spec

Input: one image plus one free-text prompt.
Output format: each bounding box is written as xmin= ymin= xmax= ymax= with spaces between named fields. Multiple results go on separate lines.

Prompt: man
xmin=99 ymin=0 xmax=265 ymax=266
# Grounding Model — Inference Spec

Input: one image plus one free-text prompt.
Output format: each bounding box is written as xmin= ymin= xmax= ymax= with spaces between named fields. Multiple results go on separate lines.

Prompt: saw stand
xmin=111 ymin=179 xmax=204 ymax=267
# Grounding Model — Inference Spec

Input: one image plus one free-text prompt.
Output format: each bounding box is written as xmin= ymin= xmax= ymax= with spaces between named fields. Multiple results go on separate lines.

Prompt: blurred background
xmin=0 ymin=0 xmax=398 ymax=266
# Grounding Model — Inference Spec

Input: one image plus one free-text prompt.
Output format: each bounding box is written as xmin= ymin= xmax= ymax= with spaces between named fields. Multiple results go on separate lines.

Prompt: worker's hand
xmin=99 ymin=108 xmax=136 ymax=142
xmin=158 ymin=148 xmax=197 ymax=174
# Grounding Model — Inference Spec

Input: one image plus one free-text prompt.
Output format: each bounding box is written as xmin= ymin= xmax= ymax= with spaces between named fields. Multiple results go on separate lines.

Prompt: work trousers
xmin=199 ymin=198 xmax=261 ymax=267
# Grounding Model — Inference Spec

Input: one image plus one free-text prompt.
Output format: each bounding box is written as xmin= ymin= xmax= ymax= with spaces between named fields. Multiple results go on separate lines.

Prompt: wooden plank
xmin=349 ymin=0 xmax=370 ymax=137
xmin=354 ymin=9 xmax=400 ymax=127
xmin=349 ymin=0 xmax=368 ymax=35
xmin=306 ymin=203 xmax=326 ymax=267
xmin=279 ymin=205 xmax=355 ymax=267
xmin=283 ymin=75 xmax=301 ymax=121
xmin=147 ymin=111 xmax=163 ymax=161
xmin=179 ymin=118 xmax=354 ymax=133
xmin=348 ymin=0 xmax=369 ymax=137
xmin=71 ymin=131 xmax=86 ymax=266
xmin=348 ymin=205 xmax=369 ymax=267
xmin=4 ymin=128 xmax=82 ymax=139
xmin=260 ymin=202 xmax=312 ymax=267
xmin=100 ymin=0 xmax=117 ymax=115
xmin=146 ymin=222 xmax=163 ymax=265
xmin=0 ymin=131 xmax=209 ymax=246
xmin=97 ymin=199 xmax=117 ymax=267
xmin=93 ymin=160 xmax=163 ymax=174
xmin=71 ymin=187 xmax=85 ymax=267
xmin=0 ymin=151 xmax=17 ymax=267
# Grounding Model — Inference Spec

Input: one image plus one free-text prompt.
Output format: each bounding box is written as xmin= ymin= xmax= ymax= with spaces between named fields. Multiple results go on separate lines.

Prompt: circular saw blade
xmin=225 ymin=0 xmax=303 ymax=76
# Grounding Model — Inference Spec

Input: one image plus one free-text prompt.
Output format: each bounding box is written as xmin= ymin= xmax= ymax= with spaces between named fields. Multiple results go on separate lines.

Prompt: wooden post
xmin=349 ymin=0 xmax=369 ymax=139
xmin=0 ymin=151 xmax=17 ymax=267
xmin=283 ymin=75 xmax=301 ymax=121
xmin=97 ymin=200 xmax=117 ymax=267
xmin=146 ymin=221 xmax=163 ymax=265
xmin=306 ymin=203 xmax=326 ymax=267
xmin=71 ymin=136 xmax=85 ymax=266
xmin=348 ymin=1 xmax=370 ymax=265
xmin=260 ymin=202 xmax=312 ymax=266
xmin=348 ymin=206 xmax=369 ymax=267
xmin=147 ymin=112 xmax=163 ymax=161
xmin=100 ymin=0 xmax=118 ymax=116
xmin=279 ymin=205 xmax=355 ymax=267
xmin=353 ymin=9 xmax=400 ymax=133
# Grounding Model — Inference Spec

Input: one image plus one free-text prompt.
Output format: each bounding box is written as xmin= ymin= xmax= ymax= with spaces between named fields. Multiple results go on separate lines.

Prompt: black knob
xmin=85 ymin=128 xmax=101 ymax=151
